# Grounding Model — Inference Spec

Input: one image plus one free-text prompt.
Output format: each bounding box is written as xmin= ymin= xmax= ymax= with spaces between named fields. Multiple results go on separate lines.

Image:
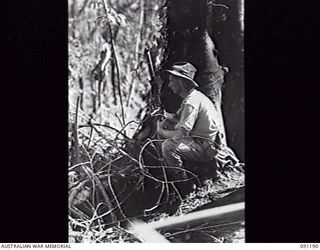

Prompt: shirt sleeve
xmin=175 ymin=103 xmax=198 ymax=132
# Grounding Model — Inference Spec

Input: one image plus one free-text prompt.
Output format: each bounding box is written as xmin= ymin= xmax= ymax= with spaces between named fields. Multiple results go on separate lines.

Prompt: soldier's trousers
xmin=161 ymin=137 xmax=213 ymax=171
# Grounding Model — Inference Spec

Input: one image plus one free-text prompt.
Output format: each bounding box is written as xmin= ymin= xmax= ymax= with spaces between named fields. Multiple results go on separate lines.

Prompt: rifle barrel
xmin=145 ymin=49 xmax=155 ymax=80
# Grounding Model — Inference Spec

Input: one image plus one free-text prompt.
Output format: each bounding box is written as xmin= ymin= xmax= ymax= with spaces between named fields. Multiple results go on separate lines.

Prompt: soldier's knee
xmin=162 ymin=139 xmax=177 ymax=154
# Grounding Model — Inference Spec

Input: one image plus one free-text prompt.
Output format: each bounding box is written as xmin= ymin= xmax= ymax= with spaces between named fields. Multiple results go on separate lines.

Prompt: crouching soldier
xmin=156 ymin=62 xmax=222 ymax=178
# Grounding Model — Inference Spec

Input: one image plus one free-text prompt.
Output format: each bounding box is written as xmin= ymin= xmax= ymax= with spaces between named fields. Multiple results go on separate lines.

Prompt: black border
xmin=245 ymin=0 xmax=320 ymax=242
xmin=3 ymin=0 xmax=320 ymax=243
xmin=3 ymin=0 xmax=68 ymax=242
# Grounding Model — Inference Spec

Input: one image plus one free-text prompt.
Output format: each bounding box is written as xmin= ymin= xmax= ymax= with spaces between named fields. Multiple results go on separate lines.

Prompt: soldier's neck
xmin=179 ymin=87 xmax=195 ymax=99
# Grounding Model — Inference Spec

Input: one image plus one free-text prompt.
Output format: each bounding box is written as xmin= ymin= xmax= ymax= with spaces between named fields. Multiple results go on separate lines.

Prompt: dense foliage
xmin=69 ymin=0 xmax=164 ymax=134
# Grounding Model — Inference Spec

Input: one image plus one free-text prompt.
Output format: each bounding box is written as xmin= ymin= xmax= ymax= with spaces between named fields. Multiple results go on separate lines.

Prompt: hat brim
xmin=165 ymin=69 xmax=199 ymax=87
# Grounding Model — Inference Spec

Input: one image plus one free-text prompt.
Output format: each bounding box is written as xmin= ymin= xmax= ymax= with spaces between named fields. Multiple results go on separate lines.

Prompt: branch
xmin=78 ymin=0 xmax=90 ymax=15
xmin=171 ymin=183 xmax=183 ymax=202
xmin=208 ymin=2 xmax=229 ymax=9
xmin=83 ymin=165 xmax=118 ymax=223
xmin=107 ymin=163 xmax=128 ymax=221
xmin=127 ymin=0 xmax=145 ymax=107
xmin=73 ymin=97 xmax=80 ymax=164
xmin=100 ymin=0 xmax=126 ymax=127
xmin=90 ymin=123 xmax=140 ymax=165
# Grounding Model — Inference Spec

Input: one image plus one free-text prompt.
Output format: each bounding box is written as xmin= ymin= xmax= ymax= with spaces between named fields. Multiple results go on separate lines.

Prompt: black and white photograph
xmin=68 ymin=0 xmax=244 ymax=243
xmin=3 ymin=0 xmax=320 ymax=245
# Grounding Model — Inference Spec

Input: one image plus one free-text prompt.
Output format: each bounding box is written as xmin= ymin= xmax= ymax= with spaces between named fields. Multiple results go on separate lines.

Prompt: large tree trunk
xmin=207 ymin=0 xmax=244 ymax=161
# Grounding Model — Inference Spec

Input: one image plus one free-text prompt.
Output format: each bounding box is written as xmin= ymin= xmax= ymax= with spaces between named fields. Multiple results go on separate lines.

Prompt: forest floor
xmin=69 ymin=86 xmax=244 ymax=243
xmin=69 ymin=167 xmax=245 ymax=243
xmin=155 ymin=167 xmax=245 ymax=243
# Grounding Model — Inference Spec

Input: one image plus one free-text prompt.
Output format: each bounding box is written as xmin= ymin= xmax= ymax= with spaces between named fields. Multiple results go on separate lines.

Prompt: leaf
xmin=117 ymin=14 xmax=127 ymax=27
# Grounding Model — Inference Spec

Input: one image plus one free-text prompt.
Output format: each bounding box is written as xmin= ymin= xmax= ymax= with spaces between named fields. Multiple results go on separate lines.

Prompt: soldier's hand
xmin=156 ymin=119 xmax=166 ymax=132
xmin=164 ymin=110 xmax=174 ymax=119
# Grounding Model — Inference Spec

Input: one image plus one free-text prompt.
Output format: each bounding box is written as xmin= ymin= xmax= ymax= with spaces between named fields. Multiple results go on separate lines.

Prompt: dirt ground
xmin=69 ymin=166 xmax=244 ymax=243
xmin=157 ymin=167 xmax=245 ymax=243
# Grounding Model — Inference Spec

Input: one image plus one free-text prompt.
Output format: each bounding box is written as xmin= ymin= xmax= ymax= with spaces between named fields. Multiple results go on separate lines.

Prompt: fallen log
xmin=193 ymin=186 xmax=244 ymax=212
xmin=129 ymin=202 xmax=244 ymax=242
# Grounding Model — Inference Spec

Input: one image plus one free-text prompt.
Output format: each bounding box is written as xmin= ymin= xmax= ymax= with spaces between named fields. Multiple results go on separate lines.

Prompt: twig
xmin=69 ymin=216 xmax=89 ymax=229
xmin=138 ymin=138 xmax=164 ymax=170
xmin=81 ymin=145 xmax=98 ymax=206
xmin=82 ymin=202 xmax=112 ymax=235
xmin=78 ymin=0 xmax=90 ymax=15
xmin=144 ymin=183 xmax=165 ymax=213
xmin=144 ymin=203 xmax=244 ymax=231
xmin=72 ymin=147 xmax=117 ymax=224
xmin=200 ymin=220 xmax=244 ymax=229
xmin=148 ymin=140 xmax=170 ymax=200
xmin=73 ymin=97 xmax=80 ymax=164
xmin=77 ymin=127 xmax=112 ymax=151
xmin=87 ymin=187 xmax=140 ymax=225
xmin=97 ymin=164 xmax=135 ymax=179
xmin=90 ymin=124 xmax=140 ymax=165
xmin=69 ymin=161 xmax=91 ymax=171
xmin=69 ymin=179 xmax=90 ymax=209
xmin=80 ymin=122 xmax=130 ymax=140
xmin=167 ymin=220 xmax=244 ymax=239
xmin=201 ymin=231 xmax=223 ymax=243
xmin=95 ymin=156 xmax=123 ymax=173
xmin=165 ymin=222 xmax=223 ymax=242
xmin=144 ymin=165 xmax=200 ymax=184
xmin=101 ymin=0 xmax=126 ymax=127
xmin=115 ymin=120 xmax=141 ymax=139
xmin=87 ymin=122 xmax=94 ymax=148
xmin=166 ymin=224 xmax=210 ymax=238
xmin=137 ymin=137 xmax=201 ymax=185
xmin=70 ymin=206 xmax=91 ymax=221
xmin=84 ymin=165 xmax=118 ymax=223
xmin=107 ymin=163 xmax=128 ymax=222
xmin=94 ymin=123 xmax=129 ymax=139
xmin=126 ymin=0 xmax=145 ymax=107
xmin=208 ymin=2 xmax=229 ymax=9
xmin=83 ymin=204 xmax=101 ymax=235
xmin=126 ymin=71 xmax=136 ymax=107
xmin=111 ymin=52 xmax=117 ymax=105
xmin=143 ymin=172 xmax=195 ymax=184
xmin=110 ymin=26 xmax=126 ymax=127
xmin=171 ymin=183 xmax=183 ymax=202
xmin=161 ymin=163 xmax=170 ymax=201
xmin=114 ymin=112 xmax=125 ymax=131
xmin=76 ymin=144 xmax=141 ymax=226
xmin=135 ymin=0 xmax=145 ymax=62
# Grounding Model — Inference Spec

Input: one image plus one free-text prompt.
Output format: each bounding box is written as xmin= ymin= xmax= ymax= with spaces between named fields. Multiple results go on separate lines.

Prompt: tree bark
xmin=207 ymin=0 xmax=244 ymax=161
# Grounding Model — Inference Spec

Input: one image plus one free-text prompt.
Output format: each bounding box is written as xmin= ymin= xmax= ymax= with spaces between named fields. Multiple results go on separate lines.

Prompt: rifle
xmin=144 ymin=48 xmax=163 ymax=113
xmin=134 ymin=49 xmax=164 ymax=142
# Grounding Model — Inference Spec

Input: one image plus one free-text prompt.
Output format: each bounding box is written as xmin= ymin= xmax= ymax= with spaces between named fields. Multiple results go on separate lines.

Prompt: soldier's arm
xmin=156 ymin=121 xmax=189 ymax=139
xmin=157 ymin=104 xmax=196 ymax=139
xmin=164 ymin=111 xmax=179 ymax=123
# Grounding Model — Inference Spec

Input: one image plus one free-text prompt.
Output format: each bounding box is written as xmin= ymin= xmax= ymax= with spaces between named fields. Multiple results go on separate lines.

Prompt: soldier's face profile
xmin=168 ymin=75 xmax=181 ymax=94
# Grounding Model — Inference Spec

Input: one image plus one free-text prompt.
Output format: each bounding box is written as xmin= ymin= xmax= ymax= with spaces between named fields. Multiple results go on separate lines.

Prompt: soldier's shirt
xmin=175 ymin=89 xmax=220 ymax=141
